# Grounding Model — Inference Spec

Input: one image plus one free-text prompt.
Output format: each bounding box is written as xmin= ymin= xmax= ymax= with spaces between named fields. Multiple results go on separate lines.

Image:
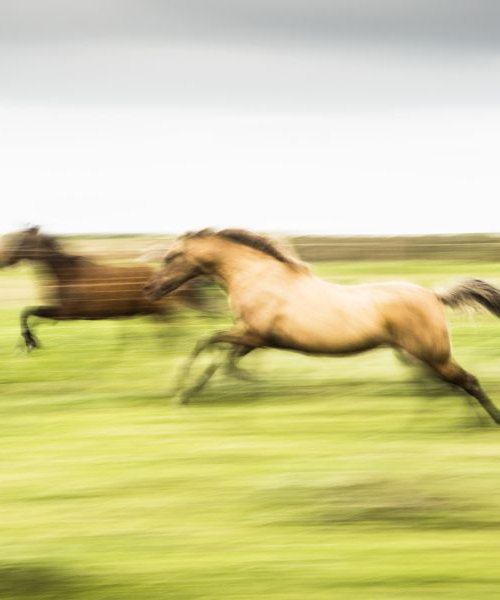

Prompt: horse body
xmin=145 ymin=228 xmax=500 ymax=423
xmin=50 ymin=258 xmax=168 ymax=319
xmin=198 ymin=242 xmax=447 ymax=358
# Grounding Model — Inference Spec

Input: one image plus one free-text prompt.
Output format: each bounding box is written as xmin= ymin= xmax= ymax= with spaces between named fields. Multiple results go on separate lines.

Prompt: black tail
xmin=437 ymin=278 xmax=500 ymax=317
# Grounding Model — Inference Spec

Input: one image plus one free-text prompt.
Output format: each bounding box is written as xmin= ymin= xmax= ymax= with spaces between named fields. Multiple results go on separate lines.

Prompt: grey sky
xmin=2 ymin=1 xmax=500 ymax=48
xmin=1 ymin=1 xmax=499 ymax=110
xmin=0 ymin=1 xmax=499 ymax=235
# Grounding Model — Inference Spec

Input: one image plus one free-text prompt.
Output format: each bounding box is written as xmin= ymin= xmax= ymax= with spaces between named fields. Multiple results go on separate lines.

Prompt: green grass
xmin=2 ymin=260 xmax=500 ymax=599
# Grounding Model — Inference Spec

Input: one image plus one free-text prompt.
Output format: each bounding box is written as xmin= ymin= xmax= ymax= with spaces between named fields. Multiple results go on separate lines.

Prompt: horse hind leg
xmin=429 ymin=359 xmax=500 ymax=425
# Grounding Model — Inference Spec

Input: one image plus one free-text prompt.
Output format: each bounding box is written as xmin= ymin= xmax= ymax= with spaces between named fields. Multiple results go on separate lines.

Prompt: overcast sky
xmin=1 ymin=1 xmax=499 ymax=235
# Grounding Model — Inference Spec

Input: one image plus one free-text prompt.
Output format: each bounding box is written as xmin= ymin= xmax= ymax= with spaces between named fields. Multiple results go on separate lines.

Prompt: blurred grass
xmin=1 ymin=259 xmax=500 ymax=599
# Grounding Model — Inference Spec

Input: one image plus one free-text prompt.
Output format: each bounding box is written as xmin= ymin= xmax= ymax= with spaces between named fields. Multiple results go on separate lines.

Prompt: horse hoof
xmin=171 ymin=391 xmax=190 ymax=406
xmin=23 ymin=333 xmax=39 ymax=351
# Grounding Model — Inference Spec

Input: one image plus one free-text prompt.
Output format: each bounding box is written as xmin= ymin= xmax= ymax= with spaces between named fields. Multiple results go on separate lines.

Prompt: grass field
xmin=2 ymin=259 xmax=500 ymax=599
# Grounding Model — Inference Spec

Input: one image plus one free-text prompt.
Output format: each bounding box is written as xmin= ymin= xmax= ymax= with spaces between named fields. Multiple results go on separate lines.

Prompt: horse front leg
xmin=170 ymin=333 xmax=222 ymax=398
xmin=223 ymin=345 xmax=256 ymax=381
xmin=174 ymin=330 xmax=262 ymax=404
xmin=20 ymin=306 xmax=60 ymax=351
xmin=177 ymin=361 xmax=224 ymax=405
xmin=177 ymin=346 xmax=254 ymax=404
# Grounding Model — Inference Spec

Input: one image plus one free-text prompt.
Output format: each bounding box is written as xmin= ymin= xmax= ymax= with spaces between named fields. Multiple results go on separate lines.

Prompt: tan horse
xmin=145 ymin=228 xmax=500 ymax=423
xmin=0 ymin=227 xmax=206 ymax=350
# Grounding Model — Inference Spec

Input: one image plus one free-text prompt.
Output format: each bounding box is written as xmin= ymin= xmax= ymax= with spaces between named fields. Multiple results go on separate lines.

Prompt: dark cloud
xmin=1 ymin=0 xmax=499 ymax=48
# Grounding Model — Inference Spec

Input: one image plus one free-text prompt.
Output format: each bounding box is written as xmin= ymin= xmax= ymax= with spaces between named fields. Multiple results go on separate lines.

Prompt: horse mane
xmin=38 ymin=233 xmax=86 ymax=266
xmin=183 ymin=228 xmax=309 ymax=273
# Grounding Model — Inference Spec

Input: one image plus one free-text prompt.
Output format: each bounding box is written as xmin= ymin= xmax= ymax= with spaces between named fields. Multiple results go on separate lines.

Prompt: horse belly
xmin=270 ymin=305 xmax=386 ymax=355
xmin=59 ymin=281 xmax=160 ymax=319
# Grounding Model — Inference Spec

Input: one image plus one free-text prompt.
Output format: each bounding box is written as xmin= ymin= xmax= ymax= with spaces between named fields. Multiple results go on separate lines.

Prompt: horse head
xmin=144 ymin=237 xmax=204 ymax=300
xmin=0 ymin=226 xmax=54 ymax=267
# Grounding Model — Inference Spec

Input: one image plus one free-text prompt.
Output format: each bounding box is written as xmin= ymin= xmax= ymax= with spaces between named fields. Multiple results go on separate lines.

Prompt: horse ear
xmin=27 ymin=225 xmax=40 ymax=235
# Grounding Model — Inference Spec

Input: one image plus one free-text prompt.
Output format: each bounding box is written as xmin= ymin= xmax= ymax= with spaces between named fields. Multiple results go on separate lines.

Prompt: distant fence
xmin=290 ymin=234 xmax=500 ymax=262
xmin=62 ymin=233 xmax=500 ymax=263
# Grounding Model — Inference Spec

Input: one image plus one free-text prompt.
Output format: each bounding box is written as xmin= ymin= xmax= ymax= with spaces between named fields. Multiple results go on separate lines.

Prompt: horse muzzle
xmin=144 ymin=278 xmax=180 ymax=300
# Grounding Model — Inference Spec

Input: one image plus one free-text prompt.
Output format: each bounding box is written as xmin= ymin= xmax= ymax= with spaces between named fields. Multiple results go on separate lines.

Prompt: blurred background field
xmin=2 ymin=236 xmax=500 ymax=599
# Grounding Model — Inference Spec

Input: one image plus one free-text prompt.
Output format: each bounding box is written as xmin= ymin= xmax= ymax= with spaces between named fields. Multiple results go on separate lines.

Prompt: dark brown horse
xmin=0 ymin=227 xmax=205 ymax=350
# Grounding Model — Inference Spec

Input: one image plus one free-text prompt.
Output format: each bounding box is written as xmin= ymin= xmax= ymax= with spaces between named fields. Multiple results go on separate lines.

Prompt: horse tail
xmin=436 ymin=278 xmax=500 ymax=317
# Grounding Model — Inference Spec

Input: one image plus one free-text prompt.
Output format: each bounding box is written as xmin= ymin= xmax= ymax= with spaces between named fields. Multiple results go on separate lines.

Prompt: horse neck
xmin=41 ymin=251 xmax=80 ymax=280
xmin=208 ymin=244 xmax=287 ymax=290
